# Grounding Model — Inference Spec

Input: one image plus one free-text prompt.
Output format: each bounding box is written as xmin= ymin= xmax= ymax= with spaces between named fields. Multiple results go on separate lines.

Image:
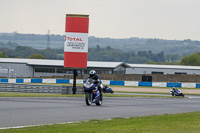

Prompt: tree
xmin=28 ymin=54 xmax=46 ymax=59
xmin=179 ymin=52 xmax=200 ymax=66
xmin=96 ymin=45 xmax=100 ymax=51
xmin=39 ymin=48 xmax=58 ymax=59
xmin=0 ymin=51 xmax=7 ymax=58
xmin=14 ymin=46 xmax=36 ymax=58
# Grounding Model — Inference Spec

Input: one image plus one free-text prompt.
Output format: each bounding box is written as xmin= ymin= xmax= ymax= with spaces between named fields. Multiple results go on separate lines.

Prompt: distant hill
xmin=0 ymin=32 xmax=200 ymax=56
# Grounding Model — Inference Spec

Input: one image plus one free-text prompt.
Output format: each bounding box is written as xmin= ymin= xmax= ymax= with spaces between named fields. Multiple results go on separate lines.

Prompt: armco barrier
xmin=0 ymin=83 xmax=84 ymax=94
xmin=8 ymin=79 xmax=16 ymax=83
xmin=102 ymin=80 xmax=110 ymax=85
xmin=69 ymin=79 xmax=83 ymax=84
xmin=181 ymin=83 xmax=196 ymax=88
xmin=139 ymin=82 xmax=152 ymax=87
xmin=196 ymin=83 xmax=200 ymax=88
xmin=24 ymin=79 xmax=31 ymax=83
xmin=31 ymin=79 xmax=42 ymax=83
xmin=152 ymin=82 xmax=166 ymax=87
xmin=43 ymin=79 xmax=56 ymax=84
xmin=125 ymin=81 xmax=138 ymax=86
xmin=110 ymin=80 xmax=124 ymax=86
xmin=0 ymin=78 xmax=200 ymax=88
xmin=16 ymin=79 xmax=24 ymax=83
xmin=167 ymin=83 xmax=181 ymax=87
xmin=56 ymin=79 xmax=69 ymax=84
xmin=1 ymin=79 xmax=8 ymax=83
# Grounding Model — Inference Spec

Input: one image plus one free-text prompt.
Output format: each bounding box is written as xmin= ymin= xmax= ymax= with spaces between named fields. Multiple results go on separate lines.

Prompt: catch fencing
xmin=0 ymin=83 xmax=84 ymax=94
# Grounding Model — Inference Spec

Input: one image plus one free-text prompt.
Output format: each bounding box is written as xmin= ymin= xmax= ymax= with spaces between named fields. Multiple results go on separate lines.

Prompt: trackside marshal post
xmin=64 ymin=14 xmax=89 ymax=94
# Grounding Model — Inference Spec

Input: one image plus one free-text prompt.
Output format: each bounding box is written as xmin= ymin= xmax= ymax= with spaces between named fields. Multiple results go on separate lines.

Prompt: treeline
xmin=180 ymin=52 xmax=200 ymax=66
xmin=1 ymin=33 xmax=200 ymax=56
xmin=0 ymin=45 xmax=63 ymax=59
xmin=0 ymin=42 xmax=181 ymax=63
xmin=88 ymin=45 xmax=180 ymax=63
xmin=0 ymin=41 xmax=18 ymax=49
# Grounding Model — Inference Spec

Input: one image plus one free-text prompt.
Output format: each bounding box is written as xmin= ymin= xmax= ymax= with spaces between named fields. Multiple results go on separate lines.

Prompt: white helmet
xmin=89 ymin=70 xmax=96 ymax=77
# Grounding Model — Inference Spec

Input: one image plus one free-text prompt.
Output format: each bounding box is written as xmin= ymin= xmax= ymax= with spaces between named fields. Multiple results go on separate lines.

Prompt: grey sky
xmin=0 ymin=0 xmax=199 ymax=40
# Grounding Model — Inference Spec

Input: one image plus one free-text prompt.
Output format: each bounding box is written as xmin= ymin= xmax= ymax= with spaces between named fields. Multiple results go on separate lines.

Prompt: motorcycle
xmin=83 ymin=78 xmax=103 ymax=106
xmin=103 ymin=86 xmax=114 ymax=94
xmin=170 ymin=89 xmax=185 ymax=97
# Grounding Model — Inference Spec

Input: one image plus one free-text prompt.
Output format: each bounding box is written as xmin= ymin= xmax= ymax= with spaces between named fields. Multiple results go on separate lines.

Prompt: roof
xmin=128 ymin=63 xmax=200 ymax=70
xmin=1 ymin=58 xmax=200 ymax=70
xmin=0 ymin=58 xmax=126 ymax=69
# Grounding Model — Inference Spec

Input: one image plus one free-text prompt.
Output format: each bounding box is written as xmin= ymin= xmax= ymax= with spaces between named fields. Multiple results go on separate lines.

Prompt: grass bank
xmin=1 ymin=112 xmax=200 ymax=133
xmin=26 ymin=83 xmax=200 ymax=90
xmin=115 ymin=91 xmax=200 ymax=96
xmin=0 ymin=92 xmax=179 ymax=98
xmin=109 ymin=85 xmax=200 ymax=90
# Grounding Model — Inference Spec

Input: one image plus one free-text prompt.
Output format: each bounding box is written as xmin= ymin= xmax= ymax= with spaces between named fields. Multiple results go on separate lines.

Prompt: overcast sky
xmin=0 ymin=0 xmax=199 ymax=40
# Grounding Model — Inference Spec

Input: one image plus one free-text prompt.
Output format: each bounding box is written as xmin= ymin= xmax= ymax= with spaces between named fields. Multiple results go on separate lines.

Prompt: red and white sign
xmin=64 ymin=14 xmax=89 ymax=68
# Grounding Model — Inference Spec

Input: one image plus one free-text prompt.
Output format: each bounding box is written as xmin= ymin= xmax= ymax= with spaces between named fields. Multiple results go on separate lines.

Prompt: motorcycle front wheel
xmin=85 ymin=92 xmax=92 ymax=106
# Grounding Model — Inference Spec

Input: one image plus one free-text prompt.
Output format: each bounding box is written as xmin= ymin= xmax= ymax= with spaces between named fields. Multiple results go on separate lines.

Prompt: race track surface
xmin=0 ymin=96 xmax=200 ymax=129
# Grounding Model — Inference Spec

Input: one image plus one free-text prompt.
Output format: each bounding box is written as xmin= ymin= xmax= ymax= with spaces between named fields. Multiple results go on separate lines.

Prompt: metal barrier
xmin=0 ymin=83 xmax=84 ymax=94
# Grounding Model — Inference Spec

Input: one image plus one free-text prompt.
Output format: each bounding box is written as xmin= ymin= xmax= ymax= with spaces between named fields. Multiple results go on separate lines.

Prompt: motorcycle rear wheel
xmin=85 ymin=92 xmax=92 ymax=106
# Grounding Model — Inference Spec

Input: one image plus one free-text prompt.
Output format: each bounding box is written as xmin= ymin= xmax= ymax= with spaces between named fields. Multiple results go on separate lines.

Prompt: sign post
xmin=64 ymin=14 xmax=89 ymax=94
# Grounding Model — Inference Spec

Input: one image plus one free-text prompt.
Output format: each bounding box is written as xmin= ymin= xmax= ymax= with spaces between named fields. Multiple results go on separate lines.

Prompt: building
xmin=126 ymin=64 xmax=200 ymax=75
xmin=1 ymin=58 xmax=200 ymax=78
xmin=0 ymin=58 xmax=128 ymax=77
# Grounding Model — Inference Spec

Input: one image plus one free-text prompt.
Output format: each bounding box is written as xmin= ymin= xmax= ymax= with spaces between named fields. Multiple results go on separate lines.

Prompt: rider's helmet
xmin=104 ymin=85 xmax=108 ymax=88
xmin=173 ymin=87 xmax=176 ymax=91
xmin=89 ymin=70 xmax=96 ymax=77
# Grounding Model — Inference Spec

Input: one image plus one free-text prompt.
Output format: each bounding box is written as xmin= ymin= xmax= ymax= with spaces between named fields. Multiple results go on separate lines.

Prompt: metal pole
xmin=73 ymin=70 xmax=77 ymax=94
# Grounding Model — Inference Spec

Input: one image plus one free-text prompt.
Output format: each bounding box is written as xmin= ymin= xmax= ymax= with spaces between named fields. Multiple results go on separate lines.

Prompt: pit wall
xmin=0 ymin=78 xmax=200 ymax=88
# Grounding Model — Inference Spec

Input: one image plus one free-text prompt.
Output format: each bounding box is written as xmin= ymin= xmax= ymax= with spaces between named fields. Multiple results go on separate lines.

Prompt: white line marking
xmin=0 ymin=121 xmax=77 ymax=130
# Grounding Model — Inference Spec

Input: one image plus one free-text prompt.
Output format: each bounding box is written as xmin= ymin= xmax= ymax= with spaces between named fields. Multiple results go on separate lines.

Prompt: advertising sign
xmin=64 ymin=14 xmax=89 ymax=68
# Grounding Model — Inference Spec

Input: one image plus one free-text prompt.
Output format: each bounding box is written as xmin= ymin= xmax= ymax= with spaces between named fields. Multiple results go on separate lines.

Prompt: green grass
xmin=24 ymin=83 xmax=200 ymax=90
xmin=115 ymin=91 xmax=200 ymax=96
xmin=103 ymin=93 xmax=180 ymax=98
xmin=0 ymin=92 xmax=84 ymax=97
xmin=12 ymin=82 xmax=200 ymax=90
xmin=1 ymin=112 xmax=200 ymax=133
xmin=109 ymin=84 xmax=200 ymax=90
xmin=0 ymin=92 xmax=180 ymax=98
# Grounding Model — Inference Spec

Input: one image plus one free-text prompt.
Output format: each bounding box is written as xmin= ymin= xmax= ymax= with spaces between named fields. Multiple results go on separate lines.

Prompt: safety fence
xmin=0 ymin=83 xmax=84 ymax=94
xmin=0 ymin=78 xmax=200 ymax=88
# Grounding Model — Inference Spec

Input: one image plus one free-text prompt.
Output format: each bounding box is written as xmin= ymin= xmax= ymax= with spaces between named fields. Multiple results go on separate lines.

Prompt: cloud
xmin=0 ymin=0 xmax=199 ymax=40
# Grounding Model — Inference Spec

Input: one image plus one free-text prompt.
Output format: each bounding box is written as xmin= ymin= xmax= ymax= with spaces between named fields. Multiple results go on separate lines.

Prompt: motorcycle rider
xmin=176 ymin=88 xmax=182 ymax=93
xmin=103 ymin=85 xmax=114 ymax=94
xmin=172 ymin=87 xmax=176 ymax=93
xmin=88 ymin=70 xmax=103 ymax=96
xmin=172 ymin=87 xmax=181 ymax=94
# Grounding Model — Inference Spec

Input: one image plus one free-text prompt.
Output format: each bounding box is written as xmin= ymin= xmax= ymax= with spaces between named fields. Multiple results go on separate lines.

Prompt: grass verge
xmin=115 ymin=91 xmax=200 ymax=96
xmin=109 ymin=85 xmax=200 ymax=90
xmin=25 ymin=83 xmax=200 ymax=90
xmin=0 ymin=92 xmax=83 ymax=97
xmin=1 ymin=112 xmax=200 ymax=133
xmin=0 ymin=92 xmax=180 ymax=98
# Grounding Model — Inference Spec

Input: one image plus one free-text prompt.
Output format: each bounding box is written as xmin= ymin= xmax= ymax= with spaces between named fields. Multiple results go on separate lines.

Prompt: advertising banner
xmin=64 ymin=14 xmax=89 ymax=68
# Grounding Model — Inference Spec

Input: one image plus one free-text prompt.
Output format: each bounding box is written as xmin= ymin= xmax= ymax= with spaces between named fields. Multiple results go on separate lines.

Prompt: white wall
xmin=126 ymin=67 xmax=200 ymax=75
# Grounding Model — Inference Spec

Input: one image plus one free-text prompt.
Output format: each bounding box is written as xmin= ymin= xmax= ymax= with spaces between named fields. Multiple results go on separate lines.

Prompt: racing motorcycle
xmin=170 ymin=89 xmax=185 ymax=97
xmin=83 ymin=78 xmax=103 ymax=106
xmin=103 ymin=85 xmax=114 ymax=94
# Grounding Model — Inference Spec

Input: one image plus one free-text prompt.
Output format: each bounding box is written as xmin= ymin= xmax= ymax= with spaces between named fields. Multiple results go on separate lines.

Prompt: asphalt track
xmin=0 ymin=96 xmax=200 ymax=129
